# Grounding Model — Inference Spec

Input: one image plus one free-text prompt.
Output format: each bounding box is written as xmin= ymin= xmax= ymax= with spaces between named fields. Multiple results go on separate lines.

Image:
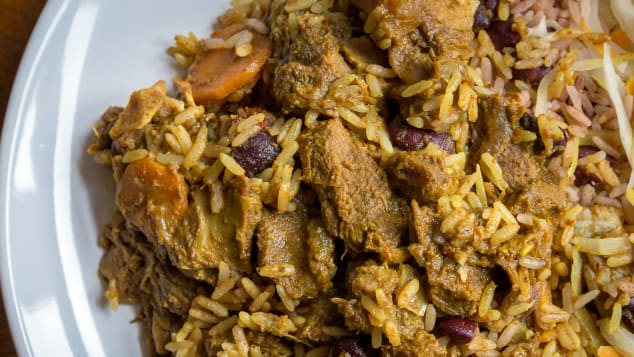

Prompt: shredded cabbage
xmin=611 ymin=0 xmax=634 ymax=45
xmin=527 ymin=17 xmax=548 ymax=37
xmin=603 ymin=42 xmax=634 ymax=201
xmin=534 ymin=70 xmax=556 ymax=116
xmin=587 ymin=0 xmax=604 ymax=33
xmin=610 ymin=1 xmax=634 ymax=76
xmin=599 ymin=319 xmax=634 ymax=357
xmin=572 ymin=52 xmax=634 ymax=71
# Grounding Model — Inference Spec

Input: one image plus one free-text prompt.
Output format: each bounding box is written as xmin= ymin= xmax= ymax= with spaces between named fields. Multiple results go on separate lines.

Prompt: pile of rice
xmin=89 ymin=0 xmax=634 ymax=356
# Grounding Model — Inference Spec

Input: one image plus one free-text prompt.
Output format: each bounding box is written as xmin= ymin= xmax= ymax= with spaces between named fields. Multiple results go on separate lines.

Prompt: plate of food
xmin=4 ymin=0 xmax=634 ymax=356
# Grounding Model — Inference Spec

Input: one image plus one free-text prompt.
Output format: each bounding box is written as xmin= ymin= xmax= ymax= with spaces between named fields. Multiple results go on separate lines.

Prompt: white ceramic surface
xmin=0 ymin=1 xmax=230 ymax=355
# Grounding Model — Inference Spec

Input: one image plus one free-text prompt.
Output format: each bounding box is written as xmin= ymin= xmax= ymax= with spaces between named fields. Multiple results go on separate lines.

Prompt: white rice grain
xmin=365 ymin=64 xmax=396 ymax=78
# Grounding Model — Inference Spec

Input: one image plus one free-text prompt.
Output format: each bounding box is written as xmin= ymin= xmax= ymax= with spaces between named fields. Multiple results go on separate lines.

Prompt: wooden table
xmin=0 ymin=1 xmax=47 ymax=356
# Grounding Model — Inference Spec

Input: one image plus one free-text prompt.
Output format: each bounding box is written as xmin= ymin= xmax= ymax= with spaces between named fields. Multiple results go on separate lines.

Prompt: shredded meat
xmin=98 ymin=215 xmax=202 ymax=355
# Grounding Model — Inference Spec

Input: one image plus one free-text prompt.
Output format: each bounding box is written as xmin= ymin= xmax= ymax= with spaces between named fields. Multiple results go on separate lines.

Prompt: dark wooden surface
xmin=0 ymin=0 xmax=47 ymax=355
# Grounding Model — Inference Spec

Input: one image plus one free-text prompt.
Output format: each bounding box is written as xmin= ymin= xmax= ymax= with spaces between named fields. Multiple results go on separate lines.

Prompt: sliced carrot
xmin=188 ymin=23 xmax=272 ymax=105
xmin=116 ymin=158 xmax=188 ymax=241
xmin=597 ymin=346 xmax=623 ymax=357
xmin=612 ymin=28 xmax=632 ymax=50
xmin=627 ymin=77 xmax=634 ymax=96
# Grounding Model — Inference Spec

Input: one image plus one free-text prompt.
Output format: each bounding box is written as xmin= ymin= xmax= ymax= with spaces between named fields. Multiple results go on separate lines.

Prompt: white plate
xmin=0 ymin=1 xmax=229 ymax=355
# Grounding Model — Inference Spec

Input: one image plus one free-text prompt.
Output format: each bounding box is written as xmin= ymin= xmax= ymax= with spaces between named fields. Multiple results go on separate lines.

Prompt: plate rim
xmin=1 ymin=1 xmax=70 ymax=356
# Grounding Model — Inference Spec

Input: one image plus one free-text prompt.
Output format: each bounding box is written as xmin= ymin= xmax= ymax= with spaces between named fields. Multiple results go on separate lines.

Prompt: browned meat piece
xmin=396 ymin=307 xmax=430 ymax=341
xmin=225 ymin=176 xmax=263 ymax=259
xmin=171 ymin=177 xmax=261 ymax=274
xmin=343 ymin=36 xmax=390 ymax=69
xmin=332 ymin=298 xmax=371 ymax=332
xmin=333 ymin=296 xmax=447 ymax=355
xmin=333 ymin=262 xmax=399 ymax=334
xmin=388 ymin=29 xmax=435 ymax=84
xmin=306 ymin=218 xmax=338 ymax=292
xmin=349 ymin=262 xmax=399 ymax=298
xmin=244 ymin=331 xmax=294 ymax=356
xmin=117 ymin=157 xmax=262 ymax=275
xmin=410 ymin=201 xmax=491 ymax=316
xmin=427 ymin=274 xmax=487 ymax=317
xmin=295 ymin=295 xmax=341 ymax=342
xmin=270 ymin=5 xmax=352 ymax=115
xmin=496 ymin=144 xmax=542 ymax=190
xmin=382 ymin=309 xmax=447 ymax=355
xmin=472 ymin=96 xmax=513 ymax=155
xmin=370 ymin=0 xmax=478 ymax=82
xmin=87 ymin=106 xmax=123 ymax=165
xmin=90 ymin=82 xmax=176 ymax=162
xmin=109 ymin=81 xmax=166 ymax=139
xmin=116 ymin=158 xmax=189 ymax=252
xmin=256 ymin=207 xmax=319 ymax=300
xmin=387 ymin=150 xmax=461 ymax=204
xmin=298 ymin=119 xmax=408 ymax=262
xmin=508 ymin=180 xmax=568 ymax=218
xmin=473 ymin=96 xmax=553 ymax=191
xmin=417 ymin=0 xmax=479 ymax=69
xmin=383 ymin=331 xmax=448 ymax=357
xmin=272 ymin=60 xmax=346 ymax=115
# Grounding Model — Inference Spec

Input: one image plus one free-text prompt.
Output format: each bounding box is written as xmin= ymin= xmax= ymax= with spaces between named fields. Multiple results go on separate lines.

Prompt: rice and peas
xmin=89 ymin=0 xmax=634 ymax=356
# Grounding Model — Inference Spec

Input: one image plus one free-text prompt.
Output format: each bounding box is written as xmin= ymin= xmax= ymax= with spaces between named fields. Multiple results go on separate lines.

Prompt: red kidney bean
xmin=330 ymin=337 xmax=367 ymax=357
xmin=519 ymin=112 xmax=566 ymax=155
xmin=474 ymin=0 xmax=499 ymax=32
xmin=388 ymin=119 xmax=455 ymax=153
xmin=473 ymin=3 xmax=490 ymax=32
xmin=486 ymin=19 xmax=520 ymax=51
xmin=435 ymin=317 xmax=478 ymax=344
xmin=574 ymin=168 xmax=599 ymax=187
xmin=512 ymin=66 xmax=552 ymax=88
xmin=232 ymin=131 xmax=280 ymax=177
xmin=519 ymin=112 xmax=539 ymax=133
xmin=484 ymin=0 xmax=498 ymax=10
xmin=574 ymin=146 xmax=617 ymax=186
xmin=578 ymin=146 xmax=598 ymax=159
xmin=623 ymin=298 xmax=634 ymax=332
xmin=578 ymin=146 xmax=617 ymax=164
